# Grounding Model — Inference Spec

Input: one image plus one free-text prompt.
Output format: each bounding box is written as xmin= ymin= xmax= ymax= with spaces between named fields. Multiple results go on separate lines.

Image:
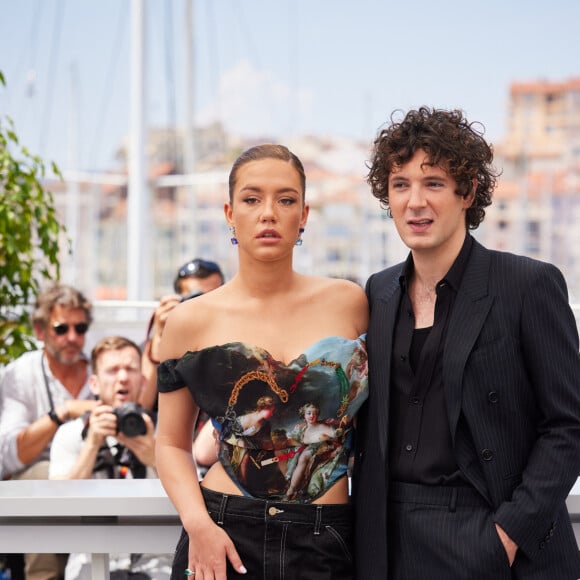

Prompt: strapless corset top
xmin=158 ymin=335 xmax=368 ymax=503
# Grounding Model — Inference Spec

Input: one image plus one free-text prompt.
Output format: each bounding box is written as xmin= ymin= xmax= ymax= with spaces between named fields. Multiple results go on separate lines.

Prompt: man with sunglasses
xmin=0 ymin=284 xmax=99 ymax=580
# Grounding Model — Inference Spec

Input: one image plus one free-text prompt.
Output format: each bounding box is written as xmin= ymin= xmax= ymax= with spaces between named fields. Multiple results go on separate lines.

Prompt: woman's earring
xmin=230 ymin=226 xmax=238 ymax=245
xmin=295 ymin=228 xmax=305 ymax=246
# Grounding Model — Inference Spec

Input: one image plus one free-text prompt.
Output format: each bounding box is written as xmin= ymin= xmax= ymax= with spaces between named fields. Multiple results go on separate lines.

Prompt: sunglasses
xmin=52 ymin=322 xmax=89 ymax=336
xmin=177 ymin=259 xmax=222 ymax=280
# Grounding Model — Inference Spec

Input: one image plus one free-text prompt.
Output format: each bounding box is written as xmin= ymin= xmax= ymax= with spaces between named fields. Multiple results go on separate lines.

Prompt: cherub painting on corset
xmin=284 ymin=401 xmax=343 ymax=500
xmin=344 ymin=340 xmax=368 ymax=406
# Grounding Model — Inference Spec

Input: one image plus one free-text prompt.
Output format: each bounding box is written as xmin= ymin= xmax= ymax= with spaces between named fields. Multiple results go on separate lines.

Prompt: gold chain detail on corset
xmin=228 ymin=370 xmax=289 ymax=407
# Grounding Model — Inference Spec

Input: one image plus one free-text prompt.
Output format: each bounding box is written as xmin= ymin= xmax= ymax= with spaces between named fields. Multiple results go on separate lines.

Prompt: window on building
xmin=326 ymin=248 xmax=342 ymax=262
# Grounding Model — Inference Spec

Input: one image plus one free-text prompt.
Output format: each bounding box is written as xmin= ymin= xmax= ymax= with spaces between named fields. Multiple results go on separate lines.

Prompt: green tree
xmin=0 ymin=71 xmax=67 ymax=365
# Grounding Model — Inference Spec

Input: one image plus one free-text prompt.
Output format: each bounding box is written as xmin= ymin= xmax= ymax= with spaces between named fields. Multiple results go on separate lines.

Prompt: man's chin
xmin=113 ymin=398 xmax=132 ymax=407
xmin=56 ymin=352 xmax=84 ymax=366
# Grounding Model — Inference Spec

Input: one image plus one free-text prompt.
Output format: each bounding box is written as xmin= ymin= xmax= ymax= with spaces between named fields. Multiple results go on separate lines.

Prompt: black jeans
xmin=171 ymin=487 xmax=354 ymax=580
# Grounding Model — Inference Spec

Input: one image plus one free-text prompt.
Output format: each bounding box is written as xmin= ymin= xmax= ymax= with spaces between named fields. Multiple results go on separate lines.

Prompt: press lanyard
xmin=40 ymin=353 xmax=57 ymax=413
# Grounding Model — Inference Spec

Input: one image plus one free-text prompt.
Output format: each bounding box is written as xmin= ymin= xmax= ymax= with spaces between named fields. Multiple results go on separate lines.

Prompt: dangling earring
xmin=230 ymin=226 xmax=238 ymax=245
xmin=295 ymin=228 xmax=305 ymax=246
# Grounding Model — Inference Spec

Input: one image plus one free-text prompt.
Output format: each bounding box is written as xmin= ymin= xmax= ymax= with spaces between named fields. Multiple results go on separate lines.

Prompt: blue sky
xmin=1 ymin=0 xmax=579 ymax=172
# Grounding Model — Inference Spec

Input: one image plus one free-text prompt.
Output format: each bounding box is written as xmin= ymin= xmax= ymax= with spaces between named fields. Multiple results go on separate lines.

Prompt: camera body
xmin=180 ymin=289 xmax=203 ymax=303
xmin=113 ymin=402 xmax=148 ymax=437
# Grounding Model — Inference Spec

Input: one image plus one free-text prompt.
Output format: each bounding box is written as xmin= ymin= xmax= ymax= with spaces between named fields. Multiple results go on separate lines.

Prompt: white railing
xmin=0 ymin=479 xmax=179 ymax=580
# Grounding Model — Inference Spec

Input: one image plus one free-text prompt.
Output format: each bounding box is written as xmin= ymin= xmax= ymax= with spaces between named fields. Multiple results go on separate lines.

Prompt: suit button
xmin=481 ymin=449 xmax=494 ymax=461
xmin=488 ymin=391 xmax=499 ymax=403
xmin=539 ymin=541 xmax=546 ymax=550
xmin=405 ymin=444 xmax=414 ymax=452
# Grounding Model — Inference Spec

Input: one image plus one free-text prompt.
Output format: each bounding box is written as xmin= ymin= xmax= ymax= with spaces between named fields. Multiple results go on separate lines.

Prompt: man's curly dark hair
xmin=367 ymin=107 xmax=500 ymax=230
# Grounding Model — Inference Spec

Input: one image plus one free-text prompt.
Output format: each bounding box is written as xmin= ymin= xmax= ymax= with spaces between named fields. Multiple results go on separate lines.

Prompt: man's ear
xmin=464 ymin=179 xmax=477 ymax=208
xmin=89 ymin=374 xmax=100 ymax=398
xmin=34 ymin=323 xmax=46 ymax=342
xmin=138 ymin=373 xmax=146 ymax=399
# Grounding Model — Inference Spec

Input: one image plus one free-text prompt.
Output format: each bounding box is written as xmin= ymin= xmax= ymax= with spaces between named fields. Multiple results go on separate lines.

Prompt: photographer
xmin=49 ymin=336 xmax=171 ymax=579
xmin=140 ymin=259 xmax=224 ymax=480
xmin=140 ymin=258 xmax=224 ymax=412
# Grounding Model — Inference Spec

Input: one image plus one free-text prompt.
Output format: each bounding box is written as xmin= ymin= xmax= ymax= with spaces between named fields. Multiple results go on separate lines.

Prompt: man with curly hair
xmin=353 ymin=107 xmax=580 ymax=579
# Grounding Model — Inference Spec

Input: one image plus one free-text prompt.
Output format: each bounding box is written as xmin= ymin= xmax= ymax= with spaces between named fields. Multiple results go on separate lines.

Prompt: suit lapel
xmin=443 ymin=241 xmax=494 ymax=441
xmin=369 ymin=271 xmax=402 ymax=458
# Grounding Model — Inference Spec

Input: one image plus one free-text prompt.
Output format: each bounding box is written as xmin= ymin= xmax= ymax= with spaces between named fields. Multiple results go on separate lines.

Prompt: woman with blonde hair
xmin=155 ymin=144 xmax=368 ymax=579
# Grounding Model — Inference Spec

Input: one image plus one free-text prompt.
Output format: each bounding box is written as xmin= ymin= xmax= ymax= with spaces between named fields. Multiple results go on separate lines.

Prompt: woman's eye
xmin=280 ymin=198 xmax=297 ymax=206
xmin=243 ymin=197 xmax=259 ymax=205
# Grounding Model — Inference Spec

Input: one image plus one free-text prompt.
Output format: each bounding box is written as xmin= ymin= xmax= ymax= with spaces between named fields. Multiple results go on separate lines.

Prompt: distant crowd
xmin=0 ymin=257 xmax=224 ymax=580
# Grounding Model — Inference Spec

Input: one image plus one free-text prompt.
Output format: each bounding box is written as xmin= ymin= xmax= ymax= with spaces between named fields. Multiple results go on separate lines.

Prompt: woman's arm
xmin=156 ymin=311 xmax=246 ymax=577
xmin=156 ymin=389 xmax=246 ymax=577
xmin=192 ymin=419 xmax=219 ymax=468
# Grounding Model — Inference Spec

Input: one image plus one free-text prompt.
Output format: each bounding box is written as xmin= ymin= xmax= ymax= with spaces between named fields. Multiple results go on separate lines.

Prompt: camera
xmin=113 ymin=402 xmax=148 ymax=437
xmin=180 ymin=289 xmax=203 ymax=303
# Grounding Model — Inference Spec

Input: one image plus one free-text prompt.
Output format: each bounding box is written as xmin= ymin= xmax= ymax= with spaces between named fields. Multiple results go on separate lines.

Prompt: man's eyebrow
xmin=422 ymin=173 xmax=448 ymax=180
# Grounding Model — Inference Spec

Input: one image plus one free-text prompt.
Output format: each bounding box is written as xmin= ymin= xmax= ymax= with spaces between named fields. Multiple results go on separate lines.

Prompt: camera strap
xmin=119 ymin=446 xmax=146 ymax=479
xmin=92 ymin=442 xmax=146 ymax=479
xmin=41 ymin=354 xmax=57 ymax=413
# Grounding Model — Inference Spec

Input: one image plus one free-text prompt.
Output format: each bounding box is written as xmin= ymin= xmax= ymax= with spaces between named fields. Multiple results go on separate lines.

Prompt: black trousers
xmin=387 ymin=482 xmax=580 ymax=580
xmin=388 ymin=482 xmax=513 ymax=580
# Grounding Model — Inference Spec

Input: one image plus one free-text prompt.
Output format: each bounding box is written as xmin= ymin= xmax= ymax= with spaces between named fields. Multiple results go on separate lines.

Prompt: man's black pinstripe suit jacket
xmin=353 ymin=236 xmax=580 ymax=579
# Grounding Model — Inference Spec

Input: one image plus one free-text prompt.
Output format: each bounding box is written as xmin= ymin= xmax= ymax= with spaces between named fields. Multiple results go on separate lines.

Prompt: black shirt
xmin=389 ymin=235 xmax=473 ymax=485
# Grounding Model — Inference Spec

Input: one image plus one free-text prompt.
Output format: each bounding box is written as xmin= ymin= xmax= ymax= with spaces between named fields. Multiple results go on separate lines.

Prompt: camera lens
xmin=114 ymin=403 xmax=147 ymax=437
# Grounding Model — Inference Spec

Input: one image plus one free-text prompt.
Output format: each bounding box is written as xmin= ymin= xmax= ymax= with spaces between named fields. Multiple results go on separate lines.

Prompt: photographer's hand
xmin=53 ymin=404 xmax=116 ymax=480
xmin=148 ymin=294 xmax=181 ymax=361
xmin=86 ymin=405 xmax=117 ymax=447
xmin=118 ymin=413 xmax=156 ymax=468
xmin=141 ymin=294 xmax=183 ymax=410
xmin=58 ymin=399 xmax=100 ymax=421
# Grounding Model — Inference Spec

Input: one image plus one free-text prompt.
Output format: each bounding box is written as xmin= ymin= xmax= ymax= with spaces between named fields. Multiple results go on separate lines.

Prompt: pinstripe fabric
xmin=353 ymin=238 xmax=580 ymax=579
xmin=387 ymin=482 xmax=512 ymax=580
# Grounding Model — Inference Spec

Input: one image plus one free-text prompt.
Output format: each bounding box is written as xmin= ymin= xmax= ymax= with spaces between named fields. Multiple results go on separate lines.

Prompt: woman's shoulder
xmin=300 ymin=274 xmax=365 ymax=297
xmin=308 ymin=274 xmax=368 ymax=309
xmin=296 ymin=275 xmax=368 ymax=333
xmin=159 ymin=290 xmax=227 ymax=359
